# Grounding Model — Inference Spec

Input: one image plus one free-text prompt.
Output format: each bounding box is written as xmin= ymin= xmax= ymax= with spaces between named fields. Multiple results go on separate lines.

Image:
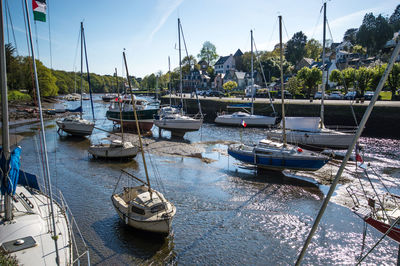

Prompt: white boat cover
xmin=282 ymin=117 xmax=321 ymax=132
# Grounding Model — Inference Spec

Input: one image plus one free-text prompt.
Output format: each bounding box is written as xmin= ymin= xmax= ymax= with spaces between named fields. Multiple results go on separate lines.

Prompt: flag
xmin=32 ymin=0 xmax=46 ymax=22
xmin=241 ymin=120 xmax=247 ymax=128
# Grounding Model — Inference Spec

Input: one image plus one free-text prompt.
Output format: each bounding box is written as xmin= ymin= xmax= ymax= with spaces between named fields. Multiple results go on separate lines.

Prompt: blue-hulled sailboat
xmin=228 ymin=16 xmax=330 ymax=172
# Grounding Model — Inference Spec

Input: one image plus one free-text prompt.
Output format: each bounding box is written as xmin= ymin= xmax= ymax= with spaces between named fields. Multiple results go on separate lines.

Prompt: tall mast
xmin=115 ymin=68 xmax=124 ymax=143
xmin=320 ymin=2 xmax=327 ymax=128
xmin=178 ymin=18 xmax=183 ymax=114
xmin=296 ymin=31 xmax=400 ymax=266
xmin=250 ymin=30 xmax=254 ymax=115
xmin=23 ymin=0 xmax=60 ymax=263
xmin=82 ymin=23 xmax=95 ymax=121
xmin=1 ymin=0 xmax=12 ymax=221
xmin=123 ymin=51 xmax=152 ymax=197
xmin=79 ymin=22 xmax=83 ymax=119
xmin=168 ymin=56 xmax=171 ymax=106
xmin=279 ymin=16 xmax=286 ymax=146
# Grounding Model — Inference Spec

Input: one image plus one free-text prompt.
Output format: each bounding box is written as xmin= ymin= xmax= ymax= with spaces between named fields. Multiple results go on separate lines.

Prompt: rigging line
xmin=34 ymin=21 xmax=40 ymax=60
xmin=6 ymin=0 xmax=19 ymax=55
xmin=5 ymin=0 xmax=9 ymax=42
xmin=326 ymin=18 xmax=334 ymax=44
xmin=47 ymin=0 xmax=53 ymax=69
xmin=268 ymin=17 xmax=278 ymax=45
xmin=310 ymin=5 xmax=323 ymax=40
xmin=281 ymin=17 xmax=290 ymax=42
xmin=253 ymin=38 xmax=276 ymax=114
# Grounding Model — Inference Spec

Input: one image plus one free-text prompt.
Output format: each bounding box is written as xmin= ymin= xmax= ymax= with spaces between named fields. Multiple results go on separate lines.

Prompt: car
xmin=314 ymin=91 xmax=328 ymax=99
xmin=364 ymin=91 xmax=374 ymax=100
xmin=276 ymin=90 xmax=292 ymax=99
xmin=207 ymin=91 xmax=224 ymax=97
xmin=328 ymin=91 xmax=344 ymax=100
xmin=344 ymin=91 xmax=361 ymax=100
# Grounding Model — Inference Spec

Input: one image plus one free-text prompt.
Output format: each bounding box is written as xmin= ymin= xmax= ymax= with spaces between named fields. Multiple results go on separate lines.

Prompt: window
xmin=227 ymin=65 xmax=229 ymax=69
xmin=131 ymin=205 xmax=145 ymax=215
xmin=151 ymin=203 xmax=166 ymax=213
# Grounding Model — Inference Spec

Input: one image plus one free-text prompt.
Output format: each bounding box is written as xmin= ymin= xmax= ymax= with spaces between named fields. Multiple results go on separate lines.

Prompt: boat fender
xmin=304 ymin=133 xmax=309 ymax=138
xmin=297 ymin=148 xmax=303 ymax=153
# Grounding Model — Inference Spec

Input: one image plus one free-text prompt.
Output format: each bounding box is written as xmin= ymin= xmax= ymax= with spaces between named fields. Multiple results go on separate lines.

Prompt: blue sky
xmin=4 ymin=0 xmax=399 ymax=78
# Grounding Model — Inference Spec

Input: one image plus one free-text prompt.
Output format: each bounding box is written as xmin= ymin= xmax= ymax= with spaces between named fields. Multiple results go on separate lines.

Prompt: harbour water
xmin=11 ymin=95 xmax=400 ymax=265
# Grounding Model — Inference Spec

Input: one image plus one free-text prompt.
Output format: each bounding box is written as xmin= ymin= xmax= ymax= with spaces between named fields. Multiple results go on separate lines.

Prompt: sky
xmin=4 ymin=0 xmax=399 ymax=78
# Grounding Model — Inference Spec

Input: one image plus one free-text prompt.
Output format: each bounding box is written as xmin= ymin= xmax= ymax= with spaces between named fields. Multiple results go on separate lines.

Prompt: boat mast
xmin=279 ymin=16 xmax=286 ymax=146
xmin=23 ymin=0 xmax=60 ymax=263
xmin=250 ymin=30 xmax=254 ymax=115
xmin=82 ymin=23 xmax=95 ymax=121
xmin=178 ymin=18 xmax=183 ymax=115
xmin=320 ymin=2 xmax=327 ymax=128
xmin=115 ymin=68 xmax=124 ymax=143
xmin=123 ymin=51 xmax=152 ymax=197
xmin=295 ymin=33 xmax=400 ymax=266
xmin=0 ymin=0 xmax=12 ymax=221
xmin=79 ymin=22 xmax=83 ymax=119
xmin=168 ymin=56 xmax=172 ymax=106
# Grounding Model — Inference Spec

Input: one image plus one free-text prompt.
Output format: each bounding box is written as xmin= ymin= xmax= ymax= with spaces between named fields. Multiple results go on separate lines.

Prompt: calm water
xmin=11 ymin=95 xmax=400 ymax=265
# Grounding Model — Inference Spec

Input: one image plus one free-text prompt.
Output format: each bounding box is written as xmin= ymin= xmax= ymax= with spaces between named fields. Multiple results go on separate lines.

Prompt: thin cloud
xmin=148 ymin=0 xmax=184 ymax=42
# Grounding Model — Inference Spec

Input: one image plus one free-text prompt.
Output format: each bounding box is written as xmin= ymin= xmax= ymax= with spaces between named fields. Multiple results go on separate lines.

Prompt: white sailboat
xmin=57 ymin=22 xmax=95 ymax=137
xmin=228 ymin=16 xmax=330 ymax=172
xmin=153 ymin=18 xmax=203 ymax=137
xmin=112 ymin=51 xmax=176 ymax=235
xmin=215 ymin=30 xmax=277 ymax=127
xmin=266 ymin=3 xmax=355 ymax=150
xmin=0 ymin=2 xmax=90 ymax=264
xmin=89 ymin=68 xmax=139 ymax=159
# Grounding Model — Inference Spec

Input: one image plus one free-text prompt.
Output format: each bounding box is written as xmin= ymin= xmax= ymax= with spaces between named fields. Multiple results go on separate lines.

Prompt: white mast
xmin=279 ymin=16 xmax=286 ymax=146
xmin=320 ymin=2 xmax=327 ymax=128
xmin=178 ymin=18 xmax=183 ymax=115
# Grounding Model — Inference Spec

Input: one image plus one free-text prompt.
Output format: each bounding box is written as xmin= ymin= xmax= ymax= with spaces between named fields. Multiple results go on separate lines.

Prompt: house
xmin=214 ymin=54 xmax=235 ymax=74
xmin=183 ymin=69 xmax=210 ymax=91
xmin=223 ymin=70 xmax=246 ymax=88
xmin=334 ymin=40 xmax=353 ymax=53
xmin=295 ymin=58 xmax=314 ymax=71
xmin=198 ymin=60 xmax=209 ymax=72
xmin=310 ymin=61 xmax=337 ymax=87
xmin=212 ymin=73 xmax=225 ymax=90
xmin=244 ymin=71 xmax=262 ymax=86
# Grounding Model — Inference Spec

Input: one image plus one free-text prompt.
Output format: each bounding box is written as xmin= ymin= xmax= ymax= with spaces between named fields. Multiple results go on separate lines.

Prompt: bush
xmin=8 ymin=90 xmax=32 ymax=101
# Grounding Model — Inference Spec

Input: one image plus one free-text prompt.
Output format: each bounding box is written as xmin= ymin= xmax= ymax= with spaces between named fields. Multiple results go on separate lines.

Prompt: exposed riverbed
xmin=10 ymin=95 xmax=400 ymax=265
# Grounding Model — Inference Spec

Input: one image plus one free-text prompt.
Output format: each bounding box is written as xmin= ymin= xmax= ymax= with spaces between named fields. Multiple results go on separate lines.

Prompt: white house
xmin=214 ymin=54 xmax=235 ymax=74
xmin=310 ymin=61 xmax=338 ymax=88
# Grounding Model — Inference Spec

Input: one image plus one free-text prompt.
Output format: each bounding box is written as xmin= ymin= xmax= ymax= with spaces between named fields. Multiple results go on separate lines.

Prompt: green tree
xmin=287 ymin=76 xmax=302 ymax=96
xmin=297 ymin=66 xmax=322 ymax=97
xmin=182 ymin=55 xmax=197 ymax=74
xmin=197 ymin=41 xmax=218 ymax=65
xmin=352 ymin=45 xmax=367 ymax=55
xmin=304 ymin=39 xmax=322 ymax=61
xmin=329 ymin=69 xmax=343 ymax=87
xmin=343 ymin=28 xmax=358 ymax=44
xmin=387 ymin=63 xmax=400 ymax=97
xmin=354 ymin=67 xmax=374 ymax=95
xmin=284 ymin=31 xmax=307 ymax=65
xmin=389 ymin=4 xmax=400 ymax=32
xmin=369 ymin=64 xmax=386 ymax=90
xmin=223 ymin=80 xmax=237 ymax=92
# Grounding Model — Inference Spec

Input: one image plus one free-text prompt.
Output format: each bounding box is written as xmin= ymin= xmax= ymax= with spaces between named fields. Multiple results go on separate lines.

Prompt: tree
xmin=182 ymin=55 xmax=197 ymax=75
xmin=343 ymin=28 xmax=358 ymax=44
xmin=356 ymin=13 xmax=393 ymax=53
xmin=297 ymin=67 xmax=322 ymax=97
xmin=389 ymin=4 xmax=400 ymax=32
xmin=304 ymin=39 xmax=322 ymax=61
xmin=223 ymin=81 xmax=237 ymax=93
xmin=286 ymin=76 xmax=302 ymax=96
xmin=197 ymin=41 xmax=218 ymax=65
xmin=369 ymin=64 xmax=386 ymax=91
xmin=352 ymin=45 xmax=367 ymax=55
xmin=285 ymin=31 xmax=307 ymax=65
xmin=387 ymin=63 xmax=400 ymax=97
xmin=354 ymin=67 xmax=373 ymax=95
xmin=329 ymin=69 xmax=343 ymax=87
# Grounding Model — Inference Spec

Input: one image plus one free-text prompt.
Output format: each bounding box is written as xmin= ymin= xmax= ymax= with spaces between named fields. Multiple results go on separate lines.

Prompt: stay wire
xmin=47 ymin=0 xmax=53 ymax=69
xmin=6 ymin=0 xmax=19 ymax=55
xmin=310 ymin=5 xmax=323 ymax=40
xmin=281 ymin=17 xmax=290 ymax=42
xmin=5 ymin=0 xmax=9 ymax=42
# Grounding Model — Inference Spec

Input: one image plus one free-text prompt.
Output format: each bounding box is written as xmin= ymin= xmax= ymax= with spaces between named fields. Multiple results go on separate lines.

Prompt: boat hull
xmin=56 ymin=120 xmax=94 ymax=136
xmin=88 ymin=145 xmax=139 ymax=158
xmin=215 ymin=114 xmax=276 ymax=127
xmin=365 ymin=217 xmax=400 ymax=243
xmin=106 ymin=109 xmax=158 ymax=132
xmin=111 ymin=195 xmax=174 ymax=235
xmin=228 ymin=145 xmax=329 ymax=171
xmin=266 ymin=129 xmax=355 ymax=150
xmin=154 ymin=118 xmax=202 ymax=134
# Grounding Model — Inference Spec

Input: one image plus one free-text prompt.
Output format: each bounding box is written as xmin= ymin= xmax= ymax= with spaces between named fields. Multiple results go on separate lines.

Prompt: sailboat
xmin=0 ymin=1 xmax=90 ymax=264
xmin=215 ymin=30 xmax=277 ymax=127
xmin=295 ymin=29 xmax=400 ymax=265
xmin=228 ymin=16 xmax=330 ymax=172
xmin=88 ymin=68 xmax=139 ymax=159
xmin=266 ymin=3 xmax=355 ymax=150
xmin=56 ymin=22 xmax=95 ymax=136
xmin=153 ymin=18 xmax=203 ymax=137
xmin=111 ymin=51 xmax=176 ymax=235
